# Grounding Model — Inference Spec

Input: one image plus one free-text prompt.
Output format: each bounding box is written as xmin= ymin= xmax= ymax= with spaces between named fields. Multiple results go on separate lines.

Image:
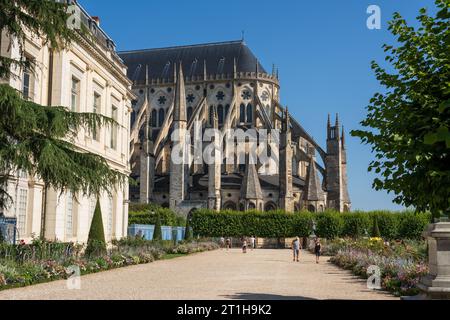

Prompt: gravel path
xmin=0 ymin=249 xmax=397 ymax=300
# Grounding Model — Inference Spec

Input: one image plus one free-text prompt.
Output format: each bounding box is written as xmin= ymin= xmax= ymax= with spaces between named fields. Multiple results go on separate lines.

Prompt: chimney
xmin=91 ymin=16 xmax=100 ymax=27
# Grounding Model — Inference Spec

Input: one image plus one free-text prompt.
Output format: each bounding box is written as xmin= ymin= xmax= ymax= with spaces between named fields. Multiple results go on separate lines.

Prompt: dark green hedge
xmin=128 ymin=203 xmax=185 ymax=226
xmin=191 ymin=209 xmax=431 ymax=240
xmin=191 ymin=209 xmax=313 ymax=238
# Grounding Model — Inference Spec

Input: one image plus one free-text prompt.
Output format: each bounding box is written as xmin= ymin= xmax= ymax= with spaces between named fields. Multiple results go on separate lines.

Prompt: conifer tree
xmin=153 ymin=213 xmax=162 ymax=241
xmin=184 ymin=217 xmax=193 ymax=241
xmin=85 ymin=199 xmax=106 ymax=256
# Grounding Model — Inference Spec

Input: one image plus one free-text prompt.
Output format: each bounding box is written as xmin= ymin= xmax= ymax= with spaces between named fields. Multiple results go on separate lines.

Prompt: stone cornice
xmin=74 ymin=32 xmax=132 ymax=89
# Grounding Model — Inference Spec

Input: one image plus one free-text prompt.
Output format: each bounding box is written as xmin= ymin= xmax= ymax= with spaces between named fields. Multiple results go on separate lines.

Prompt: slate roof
xmin=118 ymin=40 xmax=267 ymax=84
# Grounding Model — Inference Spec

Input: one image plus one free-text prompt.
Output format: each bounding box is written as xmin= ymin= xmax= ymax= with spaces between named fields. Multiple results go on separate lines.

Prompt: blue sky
xmin=79 ymin=0 xmax=437 ymax=211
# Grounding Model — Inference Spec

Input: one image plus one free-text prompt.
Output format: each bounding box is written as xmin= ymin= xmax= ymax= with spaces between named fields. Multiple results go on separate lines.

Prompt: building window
xmin=17 ymin=189 xmax=28 ymax=236
xmin=187 ymin=93 xmax=195 ymax=104
xmin=110 ymin=105 xmax=118 ymax=150
xmin=216 ymin=91 xmax=225 ymax=101
xmin=151 ymin=109 xmax=157 ymax=127
xmin=241 ymin=90 xmax=251 ymax=100
xmin=246 ymin=104 xmax=253 ymax=123
xmin=71 ymin=77 xmax=80 ymax=112
xmin=239 ymin=104 xmax=246 ymax=123
xmin=158 ymin=96 xmax=166 ymax=105
xmin=158 ymin=108 xmax=165 ymax=127
xmin=217 ymin=105 xmax=224 ymax=125
xmin=209 ymin=106 xmax=214 ymax=126
xmin=187 ymin=106 xmax=193 ymax=121
xmin=66 ymin=192 xmax=73 ymax=238
xmin=22 ymin=66 xmax=31 ymax=100
xmin=92 ymin=92 xmax=101 ymax=140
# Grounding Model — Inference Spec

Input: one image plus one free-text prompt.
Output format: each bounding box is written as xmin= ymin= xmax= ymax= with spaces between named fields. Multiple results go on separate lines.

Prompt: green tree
xmin=85 ymin=199 xmax=106 ymax=256
xmin=153 ymin=213 xmax=162 ymax=241
xmin=0 ymin=0 xmax=126 ymax=210
xmin=351 ymin=0 xmax=450 ymax=219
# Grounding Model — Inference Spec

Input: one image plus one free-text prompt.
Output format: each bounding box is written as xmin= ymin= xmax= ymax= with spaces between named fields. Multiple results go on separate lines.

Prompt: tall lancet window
xmin=239 ymin=104 xmax=246 ymax=123
xmin=187 ymin=106 xmax=193 ymax=121
xmin=246 ymin=104 xmax=253 ymax=124
xmin=151 ymin=109 xmax=157 ymax=127
xmin=209 ymin=106 xmax=214 ymax=126
xmin=158 ymin=108 xmax=165 ymax=127
xmin=217 ymin=105 xmax=224 ymax=125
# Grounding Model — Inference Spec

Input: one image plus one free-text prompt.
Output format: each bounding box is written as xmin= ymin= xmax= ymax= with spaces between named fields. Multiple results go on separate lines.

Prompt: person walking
xmin=219 ymin=237 xmax=225 ymax=249
xmin=314 ymin=238 xmax=322 ymax=264
xmin=250 ymin=236 xmax=256 ymax=250
xmin=242 ymin=237 xmax=248 ymax=254
xmin=292 ymin=237 xmax=300 ymax=262
xmin=225 ymin=238 xmax=231 ymax=250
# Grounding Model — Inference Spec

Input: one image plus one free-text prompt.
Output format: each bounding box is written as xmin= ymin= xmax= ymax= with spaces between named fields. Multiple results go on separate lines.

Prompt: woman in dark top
xmin=314 ymin=238 xmax=322 ymax=264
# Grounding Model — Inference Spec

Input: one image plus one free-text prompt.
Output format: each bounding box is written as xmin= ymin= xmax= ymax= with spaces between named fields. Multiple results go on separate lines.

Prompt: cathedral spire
xmin=335 ymin=113 xmax=340 ymax=139
xmin=240 ymin=154 xmax=263 ymax=201
xmin=173 ymin=63 xmax=186 ymax=122
xmin=305 ymin=155 xmax=325 ymax=202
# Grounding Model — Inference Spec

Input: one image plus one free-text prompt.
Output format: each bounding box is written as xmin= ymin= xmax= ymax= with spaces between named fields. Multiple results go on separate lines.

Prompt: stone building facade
xmin=0 ymin=3 xmax=134 ymax=243
xmin=120 ymin=40 xmax=351 ymax=216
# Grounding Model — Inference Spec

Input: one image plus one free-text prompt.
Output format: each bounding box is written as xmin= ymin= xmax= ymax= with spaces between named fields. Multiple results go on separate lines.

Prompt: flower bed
xmin=0 ymin=239 xmax=219 ymax=291
xmin=315 ymin=238 xmax=428 ymax=296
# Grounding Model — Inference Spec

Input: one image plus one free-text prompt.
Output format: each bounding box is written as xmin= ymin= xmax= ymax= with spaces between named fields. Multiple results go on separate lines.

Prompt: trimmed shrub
xmin=371 ymin=216 xmax=381 ymax=238
xmin=184 ymin=218 xmax=193 ymax=241
xmin=128 ymin=204 xmax=185 ymax=226
xmin=315 ymin=211 xmax=343 ymax=239
xmin=342 ymin=211 xmax=371 ymax=238
xmin=188 ymin=209 xmax=430 ymax=240
xmin=398 ymin=212 xmax=431 ymax=240
xmin=191 ymin=209 xmax=311 ymax=238
xmin=85 ymin=200 xmax=106 ymax=257
xmin=153 ymin=213 xmax=162 ymax=241
xmin=369 ymin=211 xmax=399 ymax=240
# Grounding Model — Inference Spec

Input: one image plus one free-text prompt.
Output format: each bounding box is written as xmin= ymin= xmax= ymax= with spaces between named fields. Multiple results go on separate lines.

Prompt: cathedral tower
xmin=325 ymin=114 xmax=351 ymax=212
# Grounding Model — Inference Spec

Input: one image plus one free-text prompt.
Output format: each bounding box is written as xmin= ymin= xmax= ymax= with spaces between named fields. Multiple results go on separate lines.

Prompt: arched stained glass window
xmin=240 ymin=103 xmax=246 ymax=123
xmin=158 ymin=108 xmax=165 ymax=127
xmin=151 ymin=109 xmax=157 ymax=127
xmin=209 ymin=105 xmax=214 ymax=126
xmin=217 ymin=105 xmax=224 ymax=125
xmin=246 ymin=104 xmax=253 ymax=123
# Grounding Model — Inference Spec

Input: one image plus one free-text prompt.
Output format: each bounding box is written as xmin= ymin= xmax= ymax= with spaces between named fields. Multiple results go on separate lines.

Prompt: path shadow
xmin=221 ymin=292 xmax=317 ymax=300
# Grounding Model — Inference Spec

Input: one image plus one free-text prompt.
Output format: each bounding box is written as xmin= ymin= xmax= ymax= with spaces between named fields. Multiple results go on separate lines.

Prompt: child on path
xmin=314 ymin=238 xmax=322 ymax=264
xmin=292 ymin=237 xmax=300 ymax=262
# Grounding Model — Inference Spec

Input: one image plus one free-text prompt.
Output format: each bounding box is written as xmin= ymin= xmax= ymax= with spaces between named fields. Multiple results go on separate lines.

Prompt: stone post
xmin=417 ymin=221 xmax=450 ymax=299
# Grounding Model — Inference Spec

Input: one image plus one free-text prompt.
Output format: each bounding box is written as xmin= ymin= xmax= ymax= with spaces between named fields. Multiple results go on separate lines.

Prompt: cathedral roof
xmin=118 ymin=40 xmax=267 ymax=84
